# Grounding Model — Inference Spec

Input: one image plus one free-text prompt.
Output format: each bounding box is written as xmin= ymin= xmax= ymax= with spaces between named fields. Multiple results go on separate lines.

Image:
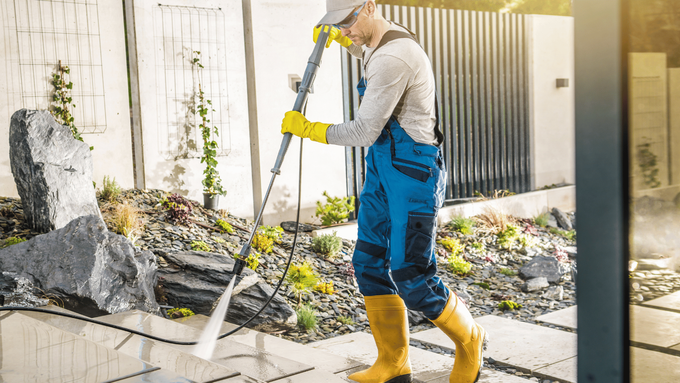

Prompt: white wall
xmin=0 ymin=0 xmax=134 ymax=197
xmin=526 ymin=15 xmax=575 ymax=189
xmin=126 ymin=0 xmax=254 ymax=218
xmin=248 ymin=0 xmax=347 ymax=226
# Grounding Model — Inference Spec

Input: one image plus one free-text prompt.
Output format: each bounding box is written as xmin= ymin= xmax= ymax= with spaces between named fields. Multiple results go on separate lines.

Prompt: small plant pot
xmin=203 ymin=193 xmax=221 ymax=210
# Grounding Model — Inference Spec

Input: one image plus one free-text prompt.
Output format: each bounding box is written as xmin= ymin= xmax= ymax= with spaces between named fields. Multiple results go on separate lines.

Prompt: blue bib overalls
xmin=352 ymin=77 xmax=450 ymax=320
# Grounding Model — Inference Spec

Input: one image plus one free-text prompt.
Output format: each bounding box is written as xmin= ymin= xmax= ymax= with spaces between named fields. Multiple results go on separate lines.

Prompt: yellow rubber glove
xmin=313 ymin=25 xmax=352 ymax=48
xmin=281 ymin=111 xmax=331 ymax=144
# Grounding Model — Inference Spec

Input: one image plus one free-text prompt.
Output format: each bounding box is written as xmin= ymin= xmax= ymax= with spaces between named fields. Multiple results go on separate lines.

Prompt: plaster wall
xmin=0 ymin=0 xmax=133 ymax=197
xmin=248 ymin=0 xmax=347 ymax=226
xmin=126 ymin=0 xmax=254 ymax=218
xmin=669 ymin=68 xmax=680 ymax=186
xmin=526 ymin=15 xmax=575 ymax=189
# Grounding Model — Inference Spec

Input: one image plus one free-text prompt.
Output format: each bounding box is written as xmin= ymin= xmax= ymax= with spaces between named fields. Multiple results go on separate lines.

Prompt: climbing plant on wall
xmin=52 ymin=60 xmax=92 ymax=150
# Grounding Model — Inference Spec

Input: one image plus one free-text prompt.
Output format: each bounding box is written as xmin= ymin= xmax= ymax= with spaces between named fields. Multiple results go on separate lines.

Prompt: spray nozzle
xmin=232 ymin=258 xmax=247 ymax=276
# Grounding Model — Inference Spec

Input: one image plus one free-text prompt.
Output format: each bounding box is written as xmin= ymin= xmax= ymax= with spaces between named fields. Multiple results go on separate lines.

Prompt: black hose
xmin=0 ymin=138 xmax=307 ymax=345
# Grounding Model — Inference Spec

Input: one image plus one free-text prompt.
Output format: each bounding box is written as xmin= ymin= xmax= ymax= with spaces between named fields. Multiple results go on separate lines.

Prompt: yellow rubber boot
xmin=348 ymin=295 xmax=412 ymax=383
xmin=432 ymin=290 xmax=488 ymax=383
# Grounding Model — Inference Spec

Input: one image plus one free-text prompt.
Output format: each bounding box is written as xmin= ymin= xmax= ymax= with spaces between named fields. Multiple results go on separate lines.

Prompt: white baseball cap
xmin=317 ymin=0 xmax=366 ymax=27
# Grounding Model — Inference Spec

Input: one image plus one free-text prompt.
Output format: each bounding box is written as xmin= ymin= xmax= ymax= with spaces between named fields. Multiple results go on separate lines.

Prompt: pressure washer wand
xmin=233 ymin=27 xmax=331 ymax=275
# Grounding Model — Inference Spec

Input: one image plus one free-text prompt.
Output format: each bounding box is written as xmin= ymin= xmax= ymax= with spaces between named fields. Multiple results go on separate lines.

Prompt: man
xmin=281 ymin=1 xmax=487 ymax=382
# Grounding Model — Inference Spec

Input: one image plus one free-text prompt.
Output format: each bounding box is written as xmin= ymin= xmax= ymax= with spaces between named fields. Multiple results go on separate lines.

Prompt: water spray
xmin=0 ymin=27 xmax=332 ymax=346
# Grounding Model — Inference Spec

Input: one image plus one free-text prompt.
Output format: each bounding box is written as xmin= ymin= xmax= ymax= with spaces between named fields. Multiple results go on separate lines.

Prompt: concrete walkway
xmin=3 ymin=291 xmax=680 ymax=382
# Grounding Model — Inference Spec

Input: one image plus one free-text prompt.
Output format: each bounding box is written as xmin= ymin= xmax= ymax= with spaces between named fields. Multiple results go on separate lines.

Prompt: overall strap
xmin=363 ymin=23 xmax=444 ymax=147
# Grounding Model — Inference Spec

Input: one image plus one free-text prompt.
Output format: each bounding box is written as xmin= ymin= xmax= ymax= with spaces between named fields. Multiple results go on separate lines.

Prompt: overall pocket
xmin=392 ymin=157 xmax=432 ymax=182
xmin=404 ymin=211 xmax=436 ymax=264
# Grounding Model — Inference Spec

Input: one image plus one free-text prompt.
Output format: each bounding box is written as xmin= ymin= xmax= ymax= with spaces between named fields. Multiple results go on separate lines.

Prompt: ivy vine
xmin=52 ymin=61 xmax=92 ymax=150
xmin=192 ymin=51 xmax=225 ymax=196
xmin=636 ymin=141 xmax=661 ymax=189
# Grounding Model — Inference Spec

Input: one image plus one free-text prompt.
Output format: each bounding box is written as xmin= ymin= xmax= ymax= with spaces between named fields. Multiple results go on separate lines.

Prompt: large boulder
xmin=155 ymin=250 xmax=297 ymax=332
xmin=0 ymin=215 xmax=159 ymax=316
xmin=9 ymin=109 xmax=101 ymax=233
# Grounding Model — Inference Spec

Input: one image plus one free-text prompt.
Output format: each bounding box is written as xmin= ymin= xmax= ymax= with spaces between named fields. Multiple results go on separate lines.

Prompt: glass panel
xmin=627 ymin=1 xmax=680 ymax=380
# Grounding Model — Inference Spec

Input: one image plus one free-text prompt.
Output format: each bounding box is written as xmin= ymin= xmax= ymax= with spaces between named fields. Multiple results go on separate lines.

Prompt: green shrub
xmin=245 ymin=253 xmax=260 ymax=270
xmin=1 ymin=236 xmax=26 ymax=248
xmin=252 ymin=233 xmax=274 ymax=253
xmin=312 ymin=232 xmax=343 ymax=257
xmin=235 ymin=253 xmax=261 ymax=270
xmin=215 ymin=219 xmax=234 ymax=233
xmin=315 ymin=191 xmax=355 ymax=226
xmin=438 ymin=237 xmax=464 ymax=256
xmin=286 ymin=262 xmax=319 ymax=305
xmin=519 ymin=234 xmax=537 ymax=249
xmin=191 ymin=240 xmax=211 ymax=252
xmin=471 ymin=242 xmax=485 ymax=251
xmin=499 ymin=268 xmax=517 ymax=276
xmin=447 ymin=216 xmax=475 ymax=235
xmin=497 ymin=224 xmax=520 ymax=249
xmin=259 ymin=225 xmax=284 ymax=242
xmin=448 ymin=255 xmax=472 ymax=275
xmin=167 ymin=308 xmax=195 ymax=318
xmin=296 ymin=304 xmax=318 ymax=333
xmin=498 ymin=300 xmax=522 ymax=311
xmin=100 ymin=176 xmax=121 ymax=202
xmin=314 ymin=280 xmax=335 ymax=295
xmin=337 ymin=315 xmax=355 ymax=325
xmin=472 ymin=282 xmax=490 ymax=289
xmin=549 ymin=227 xmax=576 ymax=241
xmin=533 ymin=213 xmax=550 ymax=228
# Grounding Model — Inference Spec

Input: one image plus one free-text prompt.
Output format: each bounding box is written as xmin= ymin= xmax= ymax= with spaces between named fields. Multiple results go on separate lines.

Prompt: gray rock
xmin=0 ymin=215 xmax=159 ymax=316
xmin=543 ymin=285 xmax=564 ymax=300
xmin=519 ymin=256 xmax=569 ymax=283
xmin=551 ymin=207 xmax=573 ymax=231
xmin=156 ymin=250 xmax=296 ymax=332
xmin=407 ymin=309 xmax=430 ymax=326
xmin=547 ymin=215 xmax=558 ymax=228
xmin=521 ymin=277 xmax=549 ymax=292
xmin=9 ymin=109 xmax=101 ymax=232
xmin=281 ymin=221 xmax=316 ymax=232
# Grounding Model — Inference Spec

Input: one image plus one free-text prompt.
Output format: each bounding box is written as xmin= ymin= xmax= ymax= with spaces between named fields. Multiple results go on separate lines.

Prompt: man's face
xmin=338 ymin=2 xmax=372 ymax=47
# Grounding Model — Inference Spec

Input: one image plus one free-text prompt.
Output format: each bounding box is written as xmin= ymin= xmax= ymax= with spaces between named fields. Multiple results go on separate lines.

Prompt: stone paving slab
xmin=630 ymin=305 xmax=680 ymax=348
xmin=311 ymin=332 xmax=530 ymax=383
xmin=631 ymin=347 xmax=680 ymax=382
xmin=0 ymin=312 xmax=186 ymax=382
xmin=411 ymin=315 xmax=576 ymax=382
xmin=310 ymin=332 xmax=452 ymax=382
xmin=113 ymin=369 xmax=194 ymax=382
xmin=533 ymin=356 xmax=576 ymax=383
xmin=643 ymin=291 xmax=680 ymax=313
xmin=178 ymin=314 xmax=362 ymax=374
xmin=536 ymin=305 xmax=577 ymax=330
xmin=20 ymin=309 xmax=240 ymax=383
xmin=98 ymin=310 xmax=315 ymax=382
xmin=266 ymin=368 xmax=349 ymax=382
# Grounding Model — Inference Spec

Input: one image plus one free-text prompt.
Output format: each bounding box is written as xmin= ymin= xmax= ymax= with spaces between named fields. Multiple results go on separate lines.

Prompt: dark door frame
xmin=574 ymin=0 xmax=631 ymax=381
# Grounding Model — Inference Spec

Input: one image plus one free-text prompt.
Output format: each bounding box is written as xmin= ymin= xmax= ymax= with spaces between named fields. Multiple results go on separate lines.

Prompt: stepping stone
xmin=630 ymin=305 xmax=680 ymax=348
xmin=97 ymin=310 xmax=317 ymax=382
xmin=0 ymin=312 xmax=189 ymax=382
xmin=20 ymin=308 xmax=239 ymax=383
xmin=643 ymin=291 xmax=680 ymax=313
xmin=178 ymin=314 xmax=362 ymax=374
xmin=536 ymin=305 xmax=577 ymax=330
xmin=310 ymin=332 xmax=453 ymax=382
xmin=411 ymin=315 xmax=577 ymax=382
xmin=631 ymin=347 xmax=680 ymax=382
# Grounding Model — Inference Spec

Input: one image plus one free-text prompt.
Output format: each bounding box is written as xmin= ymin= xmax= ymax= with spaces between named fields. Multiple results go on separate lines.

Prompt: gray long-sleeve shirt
xmin=326 ymin=23 xmax=438 ymax=147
